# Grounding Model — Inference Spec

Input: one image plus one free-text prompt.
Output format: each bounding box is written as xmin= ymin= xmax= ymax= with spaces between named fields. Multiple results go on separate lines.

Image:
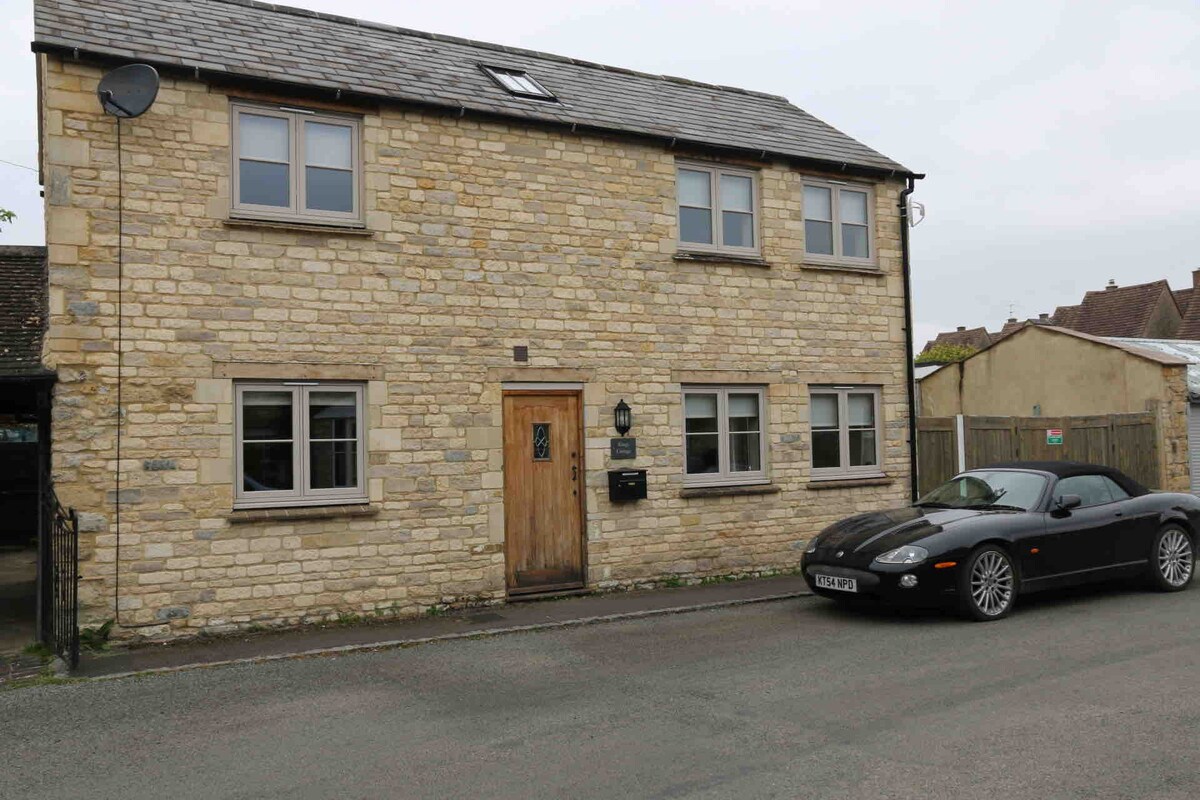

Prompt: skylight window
xmin=481 ymin=65 xmax=556 ymax=101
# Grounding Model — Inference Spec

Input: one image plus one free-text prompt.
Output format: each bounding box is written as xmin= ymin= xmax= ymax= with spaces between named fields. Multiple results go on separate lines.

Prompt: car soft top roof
xmin=977 ymin=461 xmax=1150 ymax=497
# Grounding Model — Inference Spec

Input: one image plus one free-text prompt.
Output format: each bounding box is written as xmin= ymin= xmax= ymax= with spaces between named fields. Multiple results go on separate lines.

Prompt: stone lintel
xmin=213 ymin=362 xmax=386 ymax=381
xmin=488 ymin=367 xmax=592 ymax=383
xmin=671 ymin=370 xmax=780 ymax=385
xmin=795 ymin=372 xmax=895 ymax=387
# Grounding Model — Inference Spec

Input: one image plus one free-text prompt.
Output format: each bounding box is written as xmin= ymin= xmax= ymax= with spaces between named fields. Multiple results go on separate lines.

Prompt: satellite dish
xmin=97 ymin=64 xmax=160 ymax=118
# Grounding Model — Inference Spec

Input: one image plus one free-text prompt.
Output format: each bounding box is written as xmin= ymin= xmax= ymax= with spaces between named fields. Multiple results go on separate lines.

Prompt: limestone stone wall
xmin=40 ymin=55 xmax=912 ymax=639
xmin=1156 ymin=368 xmax=1191 ymax=493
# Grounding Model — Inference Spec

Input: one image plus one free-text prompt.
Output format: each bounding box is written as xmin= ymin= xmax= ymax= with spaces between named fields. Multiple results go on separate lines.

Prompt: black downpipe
xmin=900 ymin=176 xmax=921 ymax=501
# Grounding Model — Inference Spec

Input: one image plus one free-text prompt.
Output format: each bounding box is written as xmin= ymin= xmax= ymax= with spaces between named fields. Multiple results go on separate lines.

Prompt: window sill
xmin=224 ymin=217 xmax=374 ymax=237
xmin=227 ymin=503 xmax=378 ymax=524
xmin=807 ymin=475 xmax=892 ymax=490
xmin=674 ymin=251 xmax=770 ymax=268
xmin=679 ymin=483 xmax=781 ymax=499
xmin=801 ymin=259 xmax=882 ymax=275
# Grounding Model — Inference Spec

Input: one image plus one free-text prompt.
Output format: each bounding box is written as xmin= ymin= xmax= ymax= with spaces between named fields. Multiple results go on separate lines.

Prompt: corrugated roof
xmin=0 ymin=246 xmax=51 ymax=377
xmin=951 ymin=323 xmax=1190 ymax=372
xmin=31 ymin=0 xmax=914 ymax=177
xmin=1034 ymin=325 xmax=1186 ymax=365
xmin=1108 ymin=337 xmax=1200 ymax=398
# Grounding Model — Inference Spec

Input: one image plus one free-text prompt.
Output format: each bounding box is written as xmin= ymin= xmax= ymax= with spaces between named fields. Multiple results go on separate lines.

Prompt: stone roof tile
xmin=0 ymin=246 xmax=51 ymax=377
xmin=32 ymin=0 xmax=913 ymax=176
xmin=1069 ymin=280 xmax=1172 ymax=338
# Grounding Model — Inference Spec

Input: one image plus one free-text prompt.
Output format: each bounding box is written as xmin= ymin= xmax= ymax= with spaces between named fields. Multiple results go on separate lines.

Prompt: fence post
xmin=955 ymin=414 xmax=966 ymax=473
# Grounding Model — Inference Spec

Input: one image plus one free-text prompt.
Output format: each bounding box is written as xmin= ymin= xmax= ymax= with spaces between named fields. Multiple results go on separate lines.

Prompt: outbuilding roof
xmin=0 ymin=246 xmax=51 ymax=378
xmin=915 ymin=324 xmax=1192 ymax=383
xmin=1108 ymin=337 xmax=1200 ymax=400
xmin=31 ymin=0 xmax=914 ymax=177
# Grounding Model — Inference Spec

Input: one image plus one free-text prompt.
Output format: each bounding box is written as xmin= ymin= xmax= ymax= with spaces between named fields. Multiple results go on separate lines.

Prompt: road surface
xmin=3 ymin=581 xmax=1197 ymax=799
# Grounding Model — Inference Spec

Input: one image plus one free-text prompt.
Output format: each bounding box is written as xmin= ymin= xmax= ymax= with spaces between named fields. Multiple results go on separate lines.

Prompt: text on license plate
xmin=815 ymin=574 xmax=857 ymax=593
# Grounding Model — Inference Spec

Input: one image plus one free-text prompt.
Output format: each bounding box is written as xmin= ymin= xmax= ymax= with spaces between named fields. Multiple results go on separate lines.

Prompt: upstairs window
xmin=803 ymin=179 xmax=875 ymax=266
xmin=231 ymin=102 xmax=361 ymax=225
xmin=481 ymin=66 xmax=556 ymax=100
xmin=677 ymin=163 xmax=759 ymax=256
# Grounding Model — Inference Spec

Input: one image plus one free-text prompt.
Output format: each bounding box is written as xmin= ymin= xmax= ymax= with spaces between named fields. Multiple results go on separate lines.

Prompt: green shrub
xmin=915 ymin=343 xmax=977 ymax=365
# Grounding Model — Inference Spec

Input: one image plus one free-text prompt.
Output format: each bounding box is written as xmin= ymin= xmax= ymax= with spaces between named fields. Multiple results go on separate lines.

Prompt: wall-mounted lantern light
xmin=614 ymin=399 xmax=632 ymax=436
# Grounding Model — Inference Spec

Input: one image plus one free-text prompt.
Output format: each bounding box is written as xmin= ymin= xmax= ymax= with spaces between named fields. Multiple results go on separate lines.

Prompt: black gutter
xmin=30 ymin=42 xmax=922 ymax=184
xmin=900 ymin=176 xmax=921 ymax=501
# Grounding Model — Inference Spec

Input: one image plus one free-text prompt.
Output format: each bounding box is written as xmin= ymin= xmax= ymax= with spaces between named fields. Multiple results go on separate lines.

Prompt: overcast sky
xmin=2 ymin=0 xmax=1197 ymax=346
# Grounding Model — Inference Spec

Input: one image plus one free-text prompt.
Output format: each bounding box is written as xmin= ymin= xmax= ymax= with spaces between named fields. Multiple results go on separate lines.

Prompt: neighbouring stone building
xmin=32 ymin=0 xmax=921 ymax=640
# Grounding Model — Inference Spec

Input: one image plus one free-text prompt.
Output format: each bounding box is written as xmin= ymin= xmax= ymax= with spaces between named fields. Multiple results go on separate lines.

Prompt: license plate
xmin=814 ymin=574 xmax=858 ymax=593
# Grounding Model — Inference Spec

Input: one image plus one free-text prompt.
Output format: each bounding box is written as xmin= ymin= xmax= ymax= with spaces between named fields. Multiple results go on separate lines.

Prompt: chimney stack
xmin=956 ymin=326 xmax=966 ymax=332
xmin=1192 ymin=268 xmax=1200 ymax=290
xmin=1106 ymin=279 xmax=1118 ymax=290
xmin=1038 ymin=313 xmax=1050 ymax=321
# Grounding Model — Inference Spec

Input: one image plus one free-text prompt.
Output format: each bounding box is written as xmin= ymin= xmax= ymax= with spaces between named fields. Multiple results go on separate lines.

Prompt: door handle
xmin=572 ymin=465 xmax=578 ymax=481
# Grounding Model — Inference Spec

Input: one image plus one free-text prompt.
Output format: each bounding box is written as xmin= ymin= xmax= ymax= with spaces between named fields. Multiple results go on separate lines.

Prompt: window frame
xmin=1052 ymin=474 xmax=1127 ymax=509
xmin=681 ymin=385 xmax=769 ymax=488
xmin=675 ymin=162 xmax=762 ymax=257
xmin=480 ymin=65 xmax=557 ymax=101
xmin=230 ymin=101 xmax=363 ymax=227
xmin=802 ymin=178 xmax=877 ymax=268
xmin=234 ymin=381 xmax=367 ymax=509
xmin=809 ymin=386 xmax=884 ymax=480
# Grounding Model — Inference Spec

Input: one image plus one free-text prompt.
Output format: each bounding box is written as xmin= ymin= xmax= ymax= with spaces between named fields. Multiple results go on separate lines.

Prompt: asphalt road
xmin=3 ymin=582 xmax=1198 ymax=800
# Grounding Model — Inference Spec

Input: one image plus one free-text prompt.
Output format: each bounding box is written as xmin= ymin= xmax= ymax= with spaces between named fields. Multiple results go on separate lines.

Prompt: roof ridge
xmin=207 ymin=0 xmax=791 ymax=102
xmin=1081 ymin=278 xmax=1170 ymax=298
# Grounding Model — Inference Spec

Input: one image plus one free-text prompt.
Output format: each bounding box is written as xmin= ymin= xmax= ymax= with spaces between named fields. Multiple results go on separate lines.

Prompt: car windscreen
xmin=916 ymin=471 xmax=1048 ymax=511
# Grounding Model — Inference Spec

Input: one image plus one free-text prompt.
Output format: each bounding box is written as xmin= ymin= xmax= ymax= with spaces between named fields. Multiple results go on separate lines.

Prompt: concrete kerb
xmin=87 ymin=590 xmax=811 ymax=683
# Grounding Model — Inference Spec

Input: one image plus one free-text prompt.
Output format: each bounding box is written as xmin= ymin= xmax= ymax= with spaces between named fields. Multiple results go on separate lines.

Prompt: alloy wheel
xmin=1157 ymin=529 xmax=1194 ymax=588
xmin=970 ymin=550 xmax=1014 ymax=617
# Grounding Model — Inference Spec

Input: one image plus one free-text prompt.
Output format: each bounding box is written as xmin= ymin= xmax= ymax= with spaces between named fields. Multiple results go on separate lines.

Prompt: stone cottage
xmin=32 ymin=0 xmax=921 ymax=640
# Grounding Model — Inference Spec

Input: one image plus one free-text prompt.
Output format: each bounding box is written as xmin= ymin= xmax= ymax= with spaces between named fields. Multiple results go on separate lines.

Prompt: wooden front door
xmin=502 ymin=391 xmax=585 ymax=594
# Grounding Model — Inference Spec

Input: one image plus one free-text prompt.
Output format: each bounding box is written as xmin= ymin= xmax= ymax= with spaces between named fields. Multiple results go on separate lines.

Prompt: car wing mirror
xmin=1055 ymin=494 xmax=1082 ymax=512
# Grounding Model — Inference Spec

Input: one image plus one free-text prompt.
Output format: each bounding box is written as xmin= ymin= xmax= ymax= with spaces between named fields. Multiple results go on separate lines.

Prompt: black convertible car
xmin=802 ymin=462 xmax=1198 ymax=621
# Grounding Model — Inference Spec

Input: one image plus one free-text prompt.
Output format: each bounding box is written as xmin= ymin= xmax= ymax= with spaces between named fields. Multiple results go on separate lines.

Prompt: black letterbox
xmin=608 ymin=469 xmax=647 ymax=502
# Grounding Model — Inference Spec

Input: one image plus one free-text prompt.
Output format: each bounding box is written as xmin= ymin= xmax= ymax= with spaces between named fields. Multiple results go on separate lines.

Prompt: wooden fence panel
xmin=1063 ymin=417 xmax=1112 ymax=466
xmin=916 ymin=412 xmax=1161 ymax=491
xmin=1110 ymin=415 xmax=1158 ymax=489
xmin=963 ymin=417 xmax=1017 ymax=469
xmin=916 ymin=417 xmax=957 ymax=496
xmin=1016 ymin=416 xmax=1066 ymax=462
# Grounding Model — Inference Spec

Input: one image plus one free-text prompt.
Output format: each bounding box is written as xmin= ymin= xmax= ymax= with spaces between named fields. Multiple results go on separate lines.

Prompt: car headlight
xmin=805 ymin=540 xmax=819 ymax=554
xmin=874 ymin=545 xmax=929 ymax=565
